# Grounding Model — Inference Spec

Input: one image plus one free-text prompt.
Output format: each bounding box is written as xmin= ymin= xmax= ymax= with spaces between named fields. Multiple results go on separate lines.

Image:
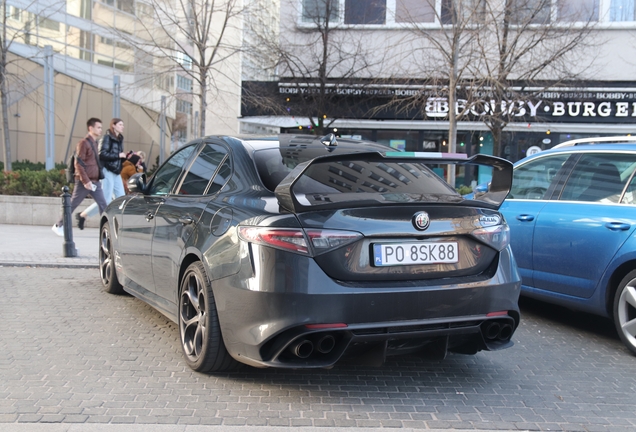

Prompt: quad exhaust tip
xmin=289 ymin=334 xmax=337 ymax=358
xmin=483 ymin=320 xmax=513 ymax=342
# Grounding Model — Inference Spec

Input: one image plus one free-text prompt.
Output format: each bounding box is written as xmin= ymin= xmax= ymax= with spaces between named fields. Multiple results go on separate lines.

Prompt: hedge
xmin=0 ymin=169 xmax=72 ymax=196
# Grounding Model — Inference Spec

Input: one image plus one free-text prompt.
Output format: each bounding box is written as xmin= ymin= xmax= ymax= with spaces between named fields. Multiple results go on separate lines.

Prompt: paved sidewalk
xmin=0 ymin=223 xmax=99 ymax=268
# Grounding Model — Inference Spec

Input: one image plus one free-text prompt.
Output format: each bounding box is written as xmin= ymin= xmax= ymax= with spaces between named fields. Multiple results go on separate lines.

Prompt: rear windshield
xmin=254 ymin=148 xmax=461 ymax=206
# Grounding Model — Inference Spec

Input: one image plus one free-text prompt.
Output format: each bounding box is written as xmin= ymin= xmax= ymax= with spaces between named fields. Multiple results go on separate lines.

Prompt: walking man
xmin=75 ymin=118 xmax=127 ymax=229
xmin=52 ymin=118 xmax=108 ymax=236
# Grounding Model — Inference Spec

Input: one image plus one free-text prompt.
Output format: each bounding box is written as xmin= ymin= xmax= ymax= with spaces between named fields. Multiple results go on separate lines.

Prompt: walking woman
xmin=76 ymin=118 xmax=127 ymax=229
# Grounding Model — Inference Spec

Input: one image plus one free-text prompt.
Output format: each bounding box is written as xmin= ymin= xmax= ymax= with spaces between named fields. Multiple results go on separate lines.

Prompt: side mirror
xmin=473 ymin=182 xmax=490 ymax=199
xmin=474 ymin=183 xmax=489 ymax=193
xmin=128 ymin=172 xmax=147 ymax=194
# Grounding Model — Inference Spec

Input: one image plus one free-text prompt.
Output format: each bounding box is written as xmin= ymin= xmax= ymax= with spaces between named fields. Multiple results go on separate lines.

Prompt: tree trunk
xmin=199 ymin=69 xmax=207 ymax=137
xmin=491 ymin=123 xmax=502 ymax=158
xmin=446 ymin=44 xmax=459 ymax=188
xmin=1 ymin=76 xmax=10 ymax=171
xmin=1 ymin=0 xmax=11 ymax=171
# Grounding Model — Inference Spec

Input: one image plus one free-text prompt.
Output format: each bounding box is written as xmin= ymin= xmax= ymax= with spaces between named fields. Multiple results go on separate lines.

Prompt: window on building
xmin=156 ymin=74 xmax=174 ymax=92
xmin=557 ymin=0 xmax=599 ymax=22
xmin=176 ymin=52 xmax=193 ymax=70
xmin=37 ymin=17 xmax=60 ymax=31
xmin=9 ymin=6 xmax=22 ymax=21
xmin=177 ymin=75 xmax=193 ymax=91
xmin=345 ymin=0 xmax=386 ymax=24
xmin=395 ymin=0 xmax=435 ymax=23
xmin=441 ymin=0 xmax=486 ymax=24
xmin=610 ymin=0 xmax=636 ymax=21
xmin=302 ymin=0 xmax=340 ymax=23
xmin=176 ymin=99 xmax=193 ymax=114
xmin=509 ymin=0 xmax=551 ymax=24
xmin=118 ymin=0 xmax=135 ymax=14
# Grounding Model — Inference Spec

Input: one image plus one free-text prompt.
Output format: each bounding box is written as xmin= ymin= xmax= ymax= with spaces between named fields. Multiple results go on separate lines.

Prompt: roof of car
xmin=552 ymin=135 xmax=636 ymax=148
xmin=516 ymin=136 xmax=636 ymax=165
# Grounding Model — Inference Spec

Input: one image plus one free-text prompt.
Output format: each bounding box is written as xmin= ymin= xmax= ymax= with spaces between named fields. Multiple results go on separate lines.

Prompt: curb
xmin=0 ymin=262 xmax=99 ymax=269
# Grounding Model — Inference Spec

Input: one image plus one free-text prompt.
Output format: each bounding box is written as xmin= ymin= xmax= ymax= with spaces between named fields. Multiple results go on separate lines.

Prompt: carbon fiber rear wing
xmin=274 ymin=151 xmax=512 ymax=213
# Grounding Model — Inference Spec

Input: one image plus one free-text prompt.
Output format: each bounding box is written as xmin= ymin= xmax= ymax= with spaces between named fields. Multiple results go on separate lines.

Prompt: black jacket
xmin=98 ymin=131 xmax=124 ymax=175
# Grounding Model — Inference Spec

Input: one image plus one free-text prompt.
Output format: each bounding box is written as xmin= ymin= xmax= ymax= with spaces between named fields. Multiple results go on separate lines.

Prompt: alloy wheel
xmin=100 ymin=226 xmax=113 ymax=287
xmin=616 ymin=278 xmax=636 ymax=352
xmin=179 ymin=270 xmax=207 ymax=363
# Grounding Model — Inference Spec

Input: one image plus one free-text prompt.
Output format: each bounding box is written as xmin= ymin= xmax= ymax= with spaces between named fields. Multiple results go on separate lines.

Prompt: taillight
xmin=238 ymin=227 xmax=308 ymax=254
xmin=471 ymin=224 xmax=510 ymax=251
xmin=238 ymin=227 xmax=362 ymax=256
xmin=305 ymin=229 xmax=362 ymax=255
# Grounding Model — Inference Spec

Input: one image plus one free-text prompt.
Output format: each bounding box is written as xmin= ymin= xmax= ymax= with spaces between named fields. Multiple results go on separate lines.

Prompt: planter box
xmin=0 ymin=195 xmax=99 ymax=228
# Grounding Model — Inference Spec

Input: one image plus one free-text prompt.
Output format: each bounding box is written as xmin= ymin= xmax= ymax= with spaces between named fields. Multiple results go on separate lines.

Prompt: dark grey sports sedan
xmin=99 ymin=134 xmax=521 ymax=372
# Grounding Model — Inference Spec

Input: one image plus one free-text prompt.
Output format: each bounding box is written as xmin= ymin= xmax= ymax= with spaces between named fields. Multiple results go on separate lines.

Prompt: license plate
xmin=373 ymin=242 xmax=458 ymax=266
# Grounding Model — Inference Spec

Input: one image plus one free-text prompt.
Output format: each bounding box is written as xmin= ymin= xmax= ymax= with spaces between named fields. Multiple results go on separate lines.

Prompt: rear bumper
xmin=212 ymin=246 xmax=521 ymax=368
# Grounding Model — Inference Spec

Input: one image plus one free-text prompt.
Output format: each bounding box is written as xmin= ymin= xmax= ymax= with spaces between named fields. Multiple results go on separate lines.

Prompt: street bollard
xmin=61 ymin=186 xmax=77 ymax=257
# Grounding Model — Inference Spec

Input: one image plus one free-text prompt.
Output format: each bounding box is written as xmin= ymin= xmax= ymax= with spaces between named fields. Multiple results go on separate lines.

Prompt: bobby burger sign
xmin=424 ymin=91 xmax=636 ymax=123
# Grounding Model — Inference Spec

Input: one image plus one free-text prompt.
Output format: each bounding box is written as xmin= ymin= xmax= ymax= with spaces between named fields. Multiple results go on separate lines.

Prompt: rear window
xmin=254 ymin=148 xmax=461 ymax=206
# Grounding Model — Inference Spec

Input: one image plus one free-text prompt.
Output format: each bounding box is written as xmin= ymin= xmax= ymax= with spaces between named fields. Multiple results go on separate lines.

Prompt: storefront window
xmin=376 ymin=130 xmax=420 ymax=152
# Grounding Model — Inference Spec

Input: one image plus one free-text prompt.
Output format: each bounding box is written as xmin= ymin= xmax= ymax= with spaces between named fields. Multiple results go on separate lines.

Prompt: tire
xmin=613 ymin=270 xmax=636 ymax=355
xmin=179 ymin=261 xmax=238 ymax=372
xmin=99 ymin=223 xmax=124 ymax=295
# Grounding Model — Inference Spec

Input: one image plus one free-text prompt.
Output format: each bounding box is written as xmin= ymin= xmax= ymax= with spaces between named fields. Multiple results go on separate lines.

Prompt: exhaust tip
xmin=315 ymin=335 xmax=336 ymax=354
xmin=484 ymin=322 xmax=501 ymax=340
xmin=498 ymin=323 xmax=513 ymax=341
xmin=291 ymin=339 xmax=314 ymax=359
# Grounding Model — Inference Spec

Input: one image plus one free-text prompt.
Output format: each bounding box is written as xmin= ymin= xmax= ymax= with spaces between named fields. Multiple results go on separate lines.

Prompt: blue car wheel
xmin=614 ymin=271 xmax=636 ymax=356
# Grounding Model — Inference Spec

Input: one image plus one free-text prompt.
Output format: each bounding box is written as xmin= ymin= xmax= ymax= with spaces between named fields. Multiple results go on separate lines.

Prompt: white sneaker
xmin=51 ymin=224 xmax=64 ymax=237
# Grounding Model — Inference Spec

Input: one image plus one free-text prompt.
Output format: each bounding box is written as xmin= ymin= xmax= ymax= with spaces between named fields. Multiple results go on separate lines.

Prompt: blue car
xmin=472 ymin=136 xmax=636 ymax=355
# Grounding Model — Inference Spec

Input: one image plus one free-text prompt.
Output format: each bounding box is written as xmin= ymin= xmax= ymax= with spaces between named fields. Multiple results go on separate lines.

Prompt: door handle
xmin=145 ymin=212 xmax=154 ymax=221
xmin=516 ymin=214 xmax=535 ymax=222
xmin=179 ymin=216 xmax=194 ymax=225
xmin=605 ymin=222 xmax=631 ymax=231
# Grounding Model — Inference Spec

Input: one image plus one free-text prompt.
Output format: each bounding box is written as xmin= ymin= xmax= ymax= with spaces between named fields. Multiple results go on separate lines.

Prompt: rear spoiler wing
xmin=274 ymin=151 xmax=512 ymax=213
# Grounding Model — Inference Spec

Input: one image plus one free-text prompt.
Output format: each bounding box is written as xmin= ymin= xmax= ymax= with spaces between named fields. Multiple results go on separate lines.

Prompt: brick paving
xmin=0 ymin=266 xmax=635 ymax=431
xmin=0 ymin=224 xmax=99 ymax=268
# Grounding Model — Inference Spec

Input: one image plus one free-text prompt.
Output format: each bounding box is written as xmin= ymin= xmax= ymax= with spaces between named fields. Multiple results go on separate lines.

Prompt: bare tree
xmin=121 ymin=0 xmax=245 ymax=138
xmin=474 ymin=0 xmax=598 ymax=156
xmin=243 ymin=0 xmax=391 ymax=135
xmin=375 ymin=0 xmax=485 ymax=186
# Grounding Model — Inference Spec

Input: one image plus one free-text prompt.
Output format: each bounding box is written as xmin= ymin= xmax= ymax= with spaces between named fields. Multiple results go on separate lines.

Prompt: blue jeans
xmin=83 ymin=168 xmax=125 ymax=217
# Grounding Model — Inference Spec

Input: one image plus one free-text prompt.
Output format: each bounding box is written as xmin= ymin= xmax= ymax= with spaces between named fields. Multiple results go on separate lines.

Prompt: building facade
xmin=2 ymin=0 xmax=244 ymax=169
xmin=240 ymin=0 xmax=636 ymax=184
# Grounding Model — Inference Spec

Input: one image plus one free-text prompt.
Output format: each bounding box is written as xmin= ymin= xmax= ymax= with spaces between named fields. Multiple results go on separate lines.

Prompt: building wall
xmin=279 ymin=0 xmax=636 ymax=82
xmin=2 ymin=0 xmax=245 ymax=168
xmin=5 ymin=54 xmax=162 ymax=167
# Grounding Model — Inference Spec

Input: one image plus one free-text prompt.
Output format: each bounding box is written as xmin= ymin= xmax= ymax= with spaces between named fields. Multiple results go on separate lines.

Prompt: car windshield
xmin=254 ymin=148 xmax=461 ymax=206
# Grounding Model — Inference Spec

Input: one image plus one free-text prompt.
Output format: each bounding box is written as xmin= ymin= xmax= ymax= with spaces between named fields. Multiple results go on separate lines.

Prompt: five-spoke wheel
xmin=178 ymin=262 xmax=237 ymax=372
xmin=100 ymin=223 xmax=123 ymax=294
xmin=614 ymin=271 xmax=636 ymax=355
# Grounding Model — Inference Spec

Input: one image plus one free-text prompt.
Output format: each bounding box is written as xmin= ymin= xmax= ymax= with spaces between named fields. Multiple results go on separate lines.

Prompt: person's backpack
xmin=65 ymin=152 xmax=86 ymax=183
